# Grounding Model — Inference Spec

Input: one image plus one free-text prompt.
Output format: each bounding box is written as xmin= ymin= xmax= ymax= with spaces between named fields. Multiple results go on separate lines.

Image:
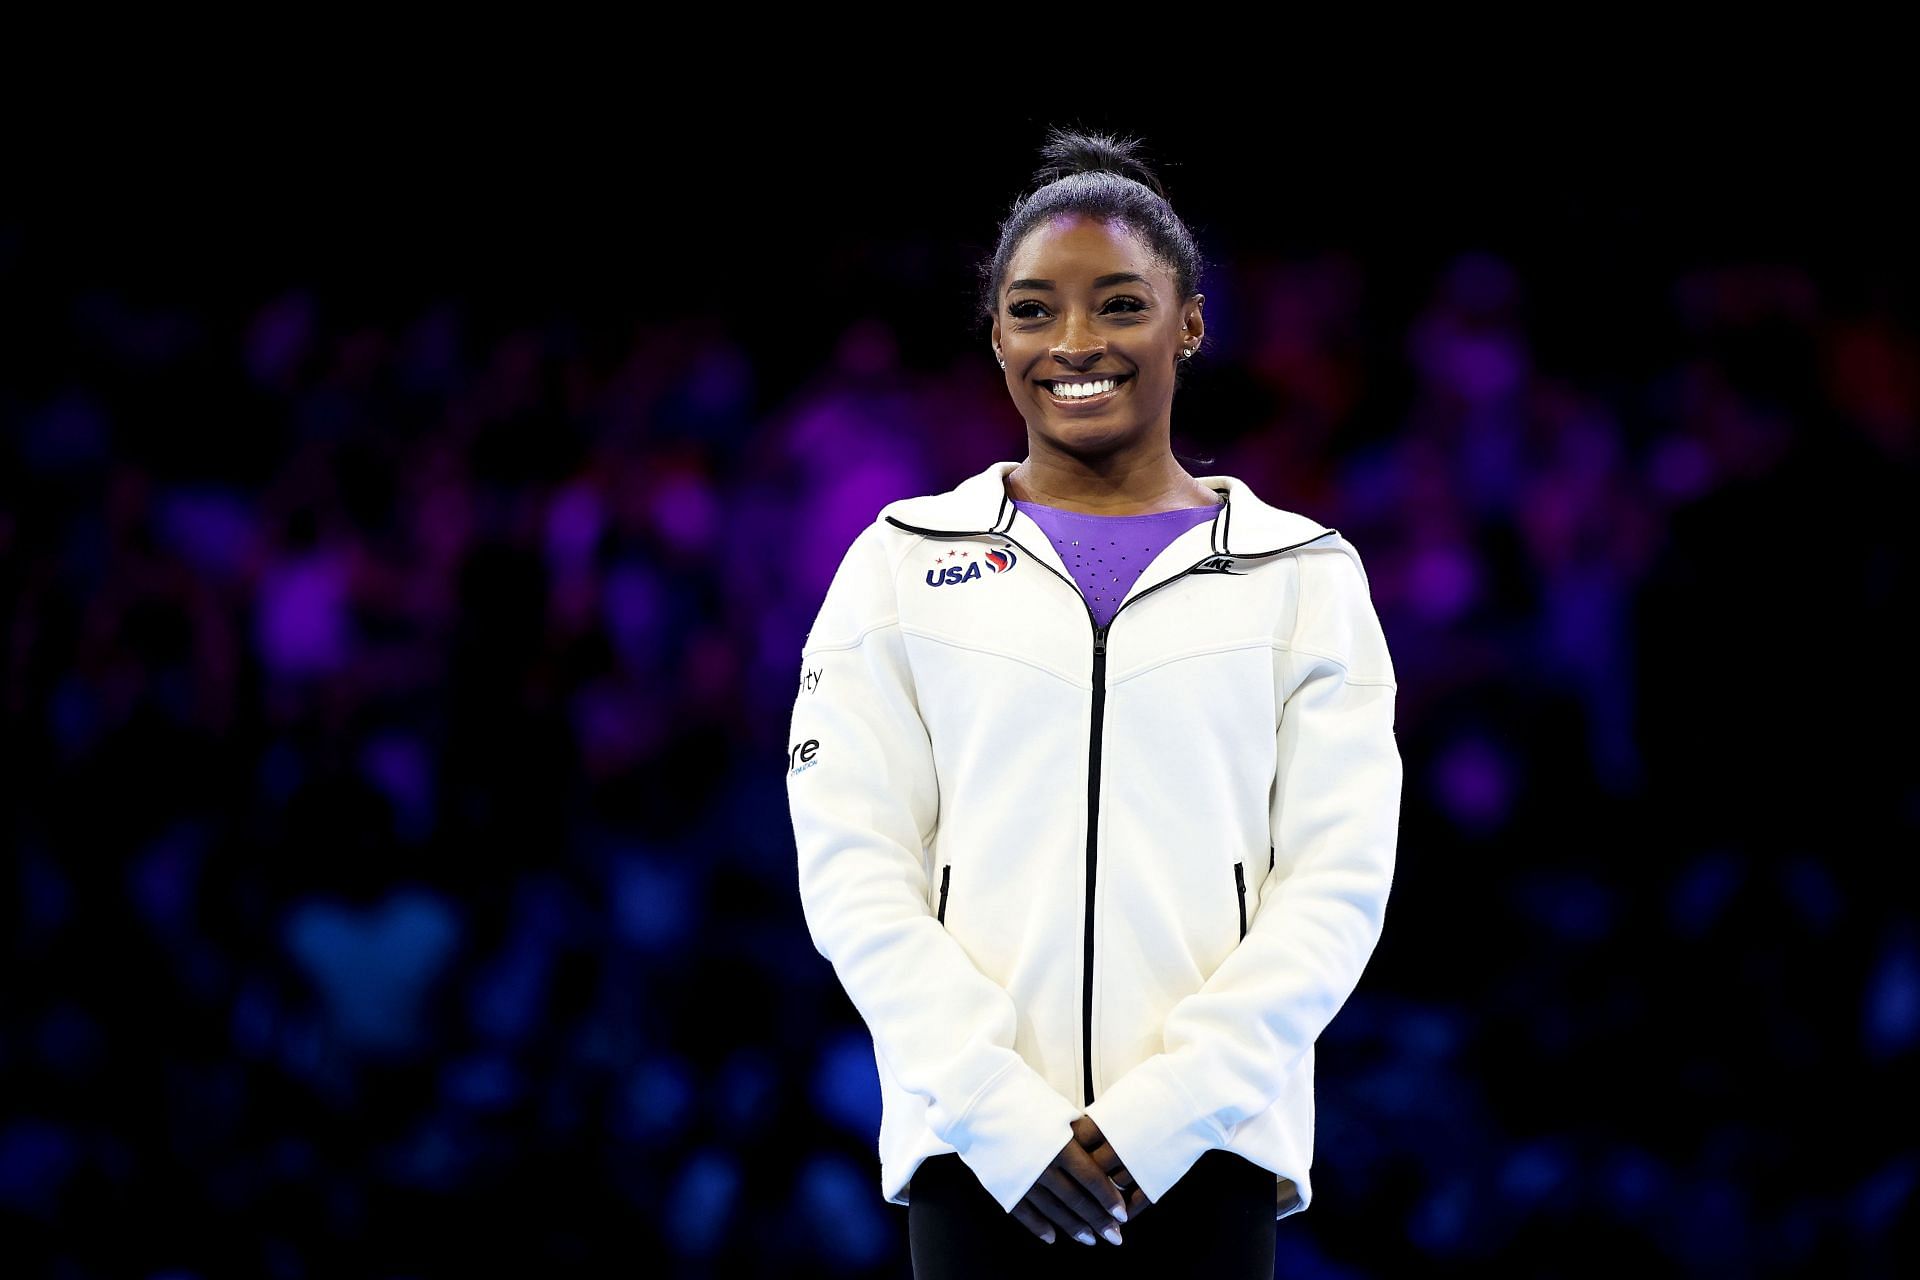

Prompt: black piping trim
xmin=884 ymin=516 xmax=984 ymax=538
xmin=883 ymin=514 xmax=1340 ymax=561
xmin=1227 ymin=527 xmax=1343 ymax=558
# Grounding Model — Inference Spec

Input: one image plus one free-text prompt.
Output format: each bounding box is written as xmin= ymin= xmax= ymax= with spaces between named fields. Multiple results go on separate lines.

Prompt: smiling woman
xmin=788 ymin=125 xmax=1401 ymax=1280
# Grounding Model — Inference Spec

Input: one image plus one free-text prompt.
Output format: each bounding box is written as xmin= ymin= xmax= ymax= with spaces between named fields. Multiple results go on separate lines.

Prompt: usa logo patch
xmin=925 ymin=546 xmax=1016 ymax=587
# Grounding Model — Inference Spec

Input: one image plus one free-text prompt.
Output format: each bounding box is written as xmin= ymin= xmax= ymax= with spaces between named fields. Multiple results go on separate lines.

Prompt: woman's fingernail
xmin=1113 ymin=1203 xmax=1127 ymax=1223
xmin=1075 ymin=1229 xmax=1095 ymax=1246
xmin=1103 ymin=1224 xmax=1124 ymax=1246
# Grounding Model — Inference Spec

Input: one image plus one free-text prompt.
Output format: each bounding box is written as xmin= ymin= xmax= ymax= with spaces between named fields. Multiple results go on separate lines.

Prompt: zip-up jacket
xmin=786 ymin=459 xmax=1402 ymax=1221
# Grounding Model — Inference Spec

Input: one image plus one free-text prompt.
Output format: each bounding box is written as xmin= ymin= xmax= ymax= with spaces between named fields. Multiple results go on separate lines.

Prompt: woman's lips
xmin=1039 ymin=375 xmax=1131 ymax=409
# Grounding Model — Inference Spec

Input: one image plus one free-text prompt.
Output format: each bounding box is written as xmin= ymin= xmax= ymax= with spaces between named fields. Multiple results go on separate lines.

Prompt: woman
xmin=787 ymin=127 xmax=1403 ymax=1277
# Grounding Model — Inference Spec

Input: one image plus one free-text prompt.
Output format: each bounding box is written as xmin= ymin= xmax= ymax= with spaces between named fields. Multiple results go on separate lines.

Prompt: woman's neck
xmin=1005 ymin=457 xmax=1220 ymax=516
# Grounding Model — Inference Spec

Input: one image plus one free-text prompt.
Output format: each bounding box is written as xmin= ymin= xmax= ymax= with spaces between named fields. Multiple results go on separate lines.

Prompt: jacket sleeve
xmin=787 ymin=521 xmax=1083 ymax=1215
xmin=1083 ymin=542 xmax=1402 ymax=1206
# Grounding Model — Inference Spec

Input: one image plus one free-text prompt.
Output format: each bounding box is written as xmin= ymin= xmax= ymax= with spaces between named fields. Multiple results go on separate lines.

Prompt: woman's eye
xmin=1007 ymin=296 xmax=1146 ymax=319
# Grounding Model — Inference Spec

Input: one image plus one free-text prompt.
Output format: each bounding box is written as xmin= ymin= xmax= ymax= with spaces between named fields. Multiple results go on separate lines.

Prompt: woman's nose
xmin=1052 ymin=311 xmax=1104 ymax=366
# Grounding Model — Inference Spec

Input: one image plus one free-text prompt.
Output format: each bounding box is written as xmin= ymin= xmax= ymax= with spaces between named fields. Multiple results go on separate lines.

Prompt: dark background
xmin=4 ymin=73 xmax=1915 ymax=1276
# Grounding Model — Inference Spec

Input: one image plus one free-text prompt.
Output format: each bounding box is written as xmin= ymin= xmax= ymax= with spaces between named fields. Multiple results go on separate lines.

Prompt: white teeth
xmin=1048 ymin=378 xmax=1119 ymax=399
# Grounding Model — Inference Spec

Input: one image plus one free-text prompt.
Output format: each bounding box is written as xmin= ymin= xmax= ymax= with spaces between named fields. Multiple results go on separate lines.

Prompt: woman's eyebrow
xmin=1007 ymin=272 xmax=1152 ymax=292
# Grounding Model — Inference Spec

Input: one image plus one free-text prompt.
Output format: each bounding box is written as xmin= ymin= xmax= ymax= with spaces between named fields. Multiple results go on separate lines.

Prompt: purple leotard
xmin=1012 ymin=495 xmax=1223 ymax=630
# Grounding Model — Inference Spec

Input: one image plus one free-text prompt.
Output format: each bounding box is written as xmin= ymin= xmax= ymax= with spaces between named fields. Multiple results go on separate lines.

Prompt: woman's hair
xmin=974 ymin=126 xmax=1208 ymax=337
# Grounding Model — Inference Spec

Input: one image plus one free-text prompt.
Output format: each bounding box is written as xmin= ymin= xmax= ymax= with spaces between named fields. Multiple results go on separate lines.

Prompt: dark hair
xmin=976 ymin=126 xmax=1207 ymax=327
xmin=977 ymin=125 xmax=1215 ymax=455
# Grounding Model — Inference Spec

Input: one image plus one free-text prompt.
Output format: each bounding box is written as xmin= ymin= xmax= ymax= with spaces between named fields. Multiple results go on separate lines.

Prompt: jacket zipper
xmin=1034 ymin=541 xmax=1225 ymax=1108
xmin=1234 ymin=860 xmax=1248 ymax=940
xmin=1086 ymin=618 xmax=1107 ymax=1108
xmin=882 ymin=510 xmax=1336 ymax=1108
xmin=937 ymin=863 xmax=951 ymax=924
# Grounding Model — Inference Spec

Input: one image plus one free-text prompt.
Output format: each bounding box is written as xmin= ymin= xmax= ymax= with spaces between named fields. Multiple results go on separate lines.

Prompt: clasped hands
xmin=1012 ymin=1115 xmax=1154 ymax=1246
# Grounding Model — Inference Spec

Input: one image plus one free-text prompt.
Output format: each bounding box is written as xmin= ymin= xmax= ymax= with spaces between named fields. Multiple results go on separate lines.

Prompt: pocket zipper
xmin=937 ymin=864 xmax=952 ymax=924
xmin=1234 ymin=860 xmax=1248 ymax=940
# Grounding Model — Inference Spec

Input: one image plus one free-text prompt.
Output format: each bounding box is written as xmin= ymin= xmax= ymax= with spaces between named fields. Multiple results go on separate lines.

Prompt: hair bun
xmin=1032 ymin=126 xmax=1167 ymax=199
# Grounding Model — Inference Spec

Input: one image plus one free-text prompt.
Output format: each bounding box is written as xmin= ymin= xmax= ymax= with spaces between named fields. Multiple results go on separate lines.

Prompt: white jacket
xmin=786 ymin=458 xmax=1402 ymax=1221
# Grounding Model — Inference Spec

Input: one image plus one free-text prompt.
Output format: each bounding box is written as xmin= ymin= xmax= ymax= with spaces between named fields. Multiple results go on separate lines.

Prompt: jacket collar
xmin=881 ymin=459 xmax=1338 ymax=557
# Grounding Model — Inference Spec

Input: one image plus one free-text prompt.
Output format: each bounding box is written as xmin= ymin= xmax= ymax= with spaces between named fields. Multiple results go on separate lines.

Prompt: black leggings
xmin=906 ymin=1148 xmax=1277 ymax=1279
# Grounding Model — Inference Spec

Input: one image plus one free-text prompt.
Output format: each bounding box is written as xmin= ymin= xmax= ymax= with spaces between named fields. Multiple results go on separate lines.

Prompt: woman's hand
xmin=1009 ymin=1116 xmax=1154 ymax=1245
xmin=1071 ymin=1116 xmax=1153 ymax=1225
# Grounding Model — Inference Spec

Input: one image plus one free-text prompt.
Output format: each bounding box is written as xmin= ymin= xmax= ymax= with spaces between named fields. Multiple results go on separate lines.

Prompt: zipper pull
xmin=1093 ymin=625 xmax=1108 ymax=656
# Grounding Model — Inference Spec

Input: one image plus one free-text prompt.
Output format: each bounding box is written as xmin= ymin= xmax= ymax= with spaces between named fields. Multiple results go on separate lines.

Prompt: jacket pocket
xmin=1234 ymin=860 xmax=1248 ymax=940
xmin=937 ymin=863 xmax=952 ymax=925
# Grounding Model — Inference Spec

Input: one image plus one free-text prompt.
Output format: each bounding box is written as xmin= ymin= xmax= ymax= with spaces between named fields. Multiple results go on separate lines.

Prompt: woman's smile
xmin=1039 ymin=372 xmax=1133 ymax=409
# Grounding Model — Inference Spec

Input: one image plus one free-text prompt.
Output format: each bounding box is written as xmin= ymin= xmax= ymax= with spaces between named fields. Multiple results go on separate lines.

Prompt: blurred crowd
xmin=2 ymin=231 xmax=1915 ymax=1275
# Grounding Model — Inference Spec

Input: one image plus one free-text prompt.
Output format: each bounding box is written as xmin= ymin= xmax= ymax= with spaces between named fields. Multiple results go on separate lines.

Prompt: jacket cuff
xmin=948 ymin=1059 xmax=1084 ymax=1215
xmin=1082 ymin=1054 xmax=1225 ymax=1207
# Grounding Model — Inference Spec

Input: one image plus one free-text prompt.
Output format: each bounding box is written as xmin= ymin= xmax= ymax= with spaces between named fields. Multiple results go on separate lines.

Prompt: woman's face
xmin=991 ymin=212 xmax=1203 ymax=457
